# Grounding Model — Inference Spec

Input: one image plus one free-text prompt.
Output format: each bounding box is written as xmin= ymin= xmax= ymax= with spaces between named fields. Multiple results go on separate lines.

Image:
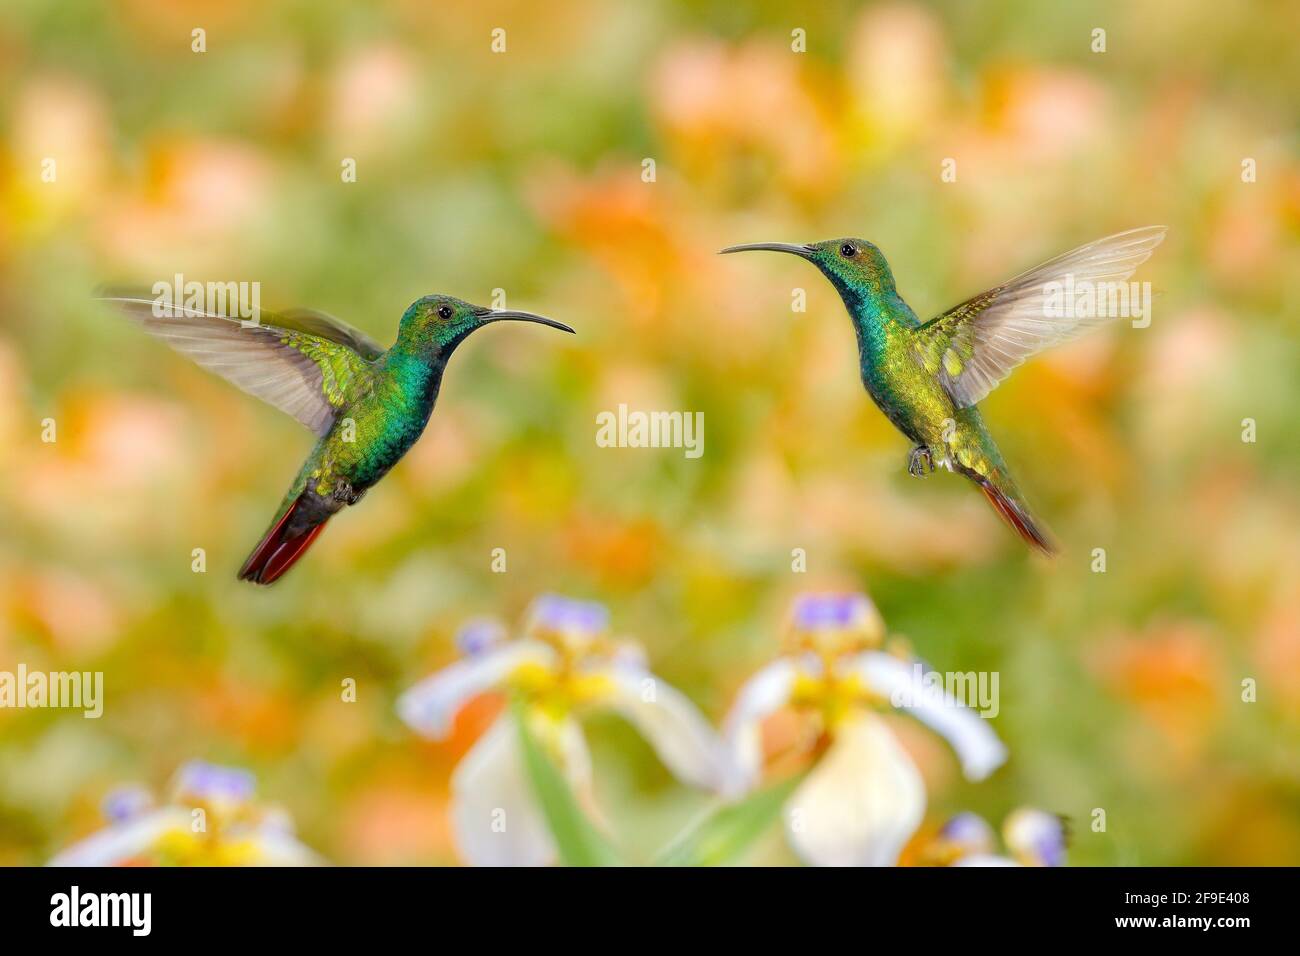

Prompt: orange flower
xmin=649 ymin=39 xmax=844 ymax=200
xmin=1090 ymin=622 xmax=1224 ymax=765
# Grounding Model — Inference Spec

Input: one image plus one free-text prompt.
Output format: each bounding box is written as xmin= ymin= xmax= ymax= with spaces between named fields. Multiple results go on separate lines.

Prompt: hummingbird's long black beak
xmin=480 ymin=309 xmax=575 ymax=334
xmin=719 ymin=242 xmax=816 ymax=259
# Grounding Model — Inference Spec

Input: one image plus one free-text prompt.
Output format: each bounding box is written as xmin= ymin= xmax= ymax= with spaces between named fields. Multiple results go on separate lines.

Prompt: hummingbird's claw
xmin=907 ymin=445 xmax=935 ymax=479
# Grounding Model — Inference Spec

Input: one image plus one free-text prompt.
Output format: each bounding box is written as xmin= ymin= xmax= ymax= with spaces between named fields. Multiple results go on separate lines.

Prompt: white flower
xmin=844 ymin=652 xmax=1007 ymax=780
xmin=48 ymin=761 xmax=321 ymax=867
xmin=398 ymin=595 xmax=730 ymax=866
xmin=941 ymin=808 xmax=1068 ymax=867
xmin=786 ymin=713 xmax=925 ymax=867
xmin=722 ymin=592 xmax=1008 ymax=867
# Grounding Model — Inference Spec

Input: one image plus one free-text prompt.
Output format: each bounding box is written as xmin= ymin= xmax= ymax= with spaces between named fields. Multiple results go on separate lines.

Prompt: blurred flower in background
xmin=49 ymin=761 xmax=320 ymax=866
xmin=399 ymin=595 xmax=728 ymax=866
xmin=723 ymin=593 xmax=1006 ymax=866
xmin=914 ymin=808 xmax=1069 ymax=867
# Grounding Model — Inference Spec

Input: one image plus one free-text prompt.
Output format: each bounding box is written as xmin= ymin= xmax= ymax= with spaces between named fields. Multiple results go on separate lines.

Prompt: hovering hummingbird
xmin=101 ymin=292 xmax=574 ymax=584
xmin=720 ymin=226 xmax=1167 ymax=554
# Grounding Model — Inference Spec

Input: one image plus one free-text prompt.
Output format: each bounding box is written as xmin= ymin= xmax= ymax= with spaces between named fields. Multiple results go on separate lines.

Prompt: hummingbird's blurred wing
xmin=913 ymin=226 xmax=1166 ymax=408
xmin=99 ymin=292 xmax=375 ymax=436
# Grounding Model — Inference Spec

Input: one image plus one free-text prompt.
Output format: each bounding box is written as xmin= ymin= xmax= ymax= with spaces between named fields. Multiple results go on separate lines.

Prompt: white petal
xmin=450 ymin=716 xmax=552 ymax=867
xmin=601 ymin=666 xmax=730 ymax=792
xmin=847 ymin=652 xmax=1008 ymax=781
xmin=449 ymin=713 xmax=592 ymax=867
xmin=785 ymin=714 xmax=925 ymax=867
xmin=721 ymin=657 xmax=800 ymax=793
xmin=1003 ymin=808 xmax=1067 ymax=866
xmin=47 ymin=809 xmax=188 ymax=867
xmin=397 ymin=640 xmax=554 ymax=740
xmin=954 ymin=853 xmax=1021 ymax=867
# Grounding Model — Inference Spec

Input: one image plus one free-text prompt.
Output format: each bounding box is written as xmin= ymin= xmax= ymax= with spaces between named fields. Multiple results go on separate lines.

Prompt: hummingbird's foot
xmin=333 ymin=479 xmax=366 ymax=505
xmin=907 ymin=444 xmax=935 ymax=479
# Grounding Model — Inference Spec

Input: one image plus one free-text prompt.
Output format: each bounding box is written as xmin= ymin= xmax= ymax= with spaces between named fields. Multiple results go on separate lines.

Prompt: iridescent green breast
xmin=851 ymin=296 xmax=955 ymax=445
xmin=305 ymin=354 xmax=443 ymax=496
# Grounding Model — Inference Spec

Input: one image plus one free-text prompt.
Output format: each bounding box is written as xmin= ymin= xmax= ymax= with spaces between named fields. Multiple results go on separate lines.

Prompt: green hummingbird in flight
xmin=721 ymin=226 xmax=1166 ymax=554
xmin=101 ymin=292 xmax=574 ymax=584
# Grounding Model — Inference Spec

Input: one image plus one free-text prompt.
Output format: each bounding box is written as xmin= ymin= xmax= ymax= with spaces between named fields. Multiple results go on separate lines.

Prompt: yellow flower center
xmin=789 ymin=669 xmax=882 ymax=730
xmin=507 ymin=660 xmax=614 ymax=722
xmin=152 ymin=826 xmax=262 ymax=867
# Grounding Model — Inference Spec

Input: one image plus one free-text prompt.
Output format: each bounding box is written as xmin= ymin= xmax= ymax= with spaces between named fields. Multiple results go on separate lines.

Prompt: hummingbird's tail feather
xmin=947 ymin=407 xmax=1055 ymax=555
xmin=238 ymin=493 xmax=331 ymax=585
xmin=976 ymin=478 xmax=1056 ymax=556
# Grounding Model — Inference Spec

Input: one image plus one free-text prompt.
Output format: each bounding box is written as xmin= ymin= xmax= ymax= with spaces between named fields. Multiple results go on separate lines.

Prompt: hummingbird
xmin=720 ymin=226 xmax=1167 ymax=554
xmin=101 ymin=292 xmax=574 ymax=584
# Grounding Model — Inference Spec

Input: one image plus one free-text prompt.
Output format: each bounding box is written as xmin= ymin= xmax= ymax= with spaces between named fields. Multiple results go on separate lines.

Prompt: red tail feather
xmin=238 ymin=495 xmax=330 ymax=585
xmin=979 ymin=480 xmax=1056 ymax=556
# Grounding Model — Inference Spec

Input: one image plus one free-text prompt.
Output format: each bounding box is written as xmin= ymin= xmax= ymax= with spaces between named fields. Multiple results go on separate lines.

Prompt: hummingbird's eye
xmin=840 ymin=243 xmax=857 ymax=258
xmin=437 ymin=305 xmax=454 ymax=320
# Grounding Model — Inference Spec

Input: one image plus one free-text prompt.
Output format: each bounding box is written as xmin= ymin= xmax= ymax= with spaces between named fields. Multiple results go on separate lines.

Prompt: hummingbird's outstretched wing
xmin=274 ymin=307 xmax=386 ymax=361
xmin=913 ymin=226 xmax=1166 ymax=408
xmin=98 ymin=292 xmax=376 ymax=436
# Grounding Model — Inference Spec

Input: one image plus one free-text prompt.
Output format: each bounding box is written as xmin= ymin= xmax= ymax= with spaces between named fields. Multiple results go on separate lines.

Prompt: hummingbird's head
xmin=720 ymin=238 xmax=897 ymax=299
xmin=400 ymin=294 xmax=574 ymax=356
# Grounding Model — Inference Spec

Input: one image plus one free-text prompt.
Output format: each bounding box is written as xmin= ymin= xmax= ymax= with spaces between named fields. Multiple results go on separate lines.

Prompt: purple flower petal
xmin=173 ymin=761 xmax=256 ymax=804
xmin=939 ymin=812 xmax=997 ymax=855
xmin=792 ymin=592 xmax=876 ymax=631
xmin=456 ymin=619 xmax=505 ymax=657
xmin=101 ymin=785 xmax=153 ymax=823
xmin=529 ymin=593 xmax=610 ymax=636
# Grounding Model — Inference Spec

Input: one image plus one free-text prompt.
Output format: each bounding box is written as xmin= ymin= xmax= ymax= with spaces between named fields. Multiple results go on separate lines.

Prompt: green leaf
xmin=513 ymin=700 xmax=624 ymax=867
xmin=653 ymin=773 xmax=804 ymax=867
